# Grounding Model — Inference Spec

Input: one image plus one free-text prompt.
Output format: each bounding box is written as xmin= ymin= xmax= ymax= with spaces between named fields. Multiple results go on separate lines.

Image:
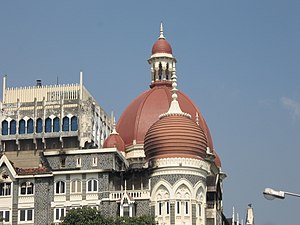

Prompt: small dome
xmin=152 ymin=38 xmax=173 ymax=55
xmin=213 ymin=149 xmax=222 ymax=168
xmin=144 ymin=114 xmax=208 ymax=161
xmin=103 ymin=132 xmax=125 ymax=152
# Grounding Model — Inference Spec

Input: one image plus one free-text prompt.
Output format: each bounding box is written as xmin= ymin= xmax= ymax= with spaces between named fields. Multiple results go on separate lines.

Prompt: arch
xmin=70 ymin=179 xmax=82 ymax=193
xmin=36 ymin=118 xmax=43 ymax=133
xmin=71 ymin=116 xmax=78 ymax=131
xmin=174 ymin=183 xmax=191 ymax=200
xmin=87 ymin=178 xmax=98 ymax=192
xmin=55 ymin=180 xmax=65 ymax=194
xmin=158 ymin=62 xmax=163 ymax=80
xmin=165 ymin=63 xmax=170 ymax=80
xmin=27 ymin=119 xmax=34 ymax=134
xmin=19 ymin=119 xmax=26 ymax=134
xmin=193 ymin=180 xmax=207 ymax=200
xmin=2 ymin=120 xmax=8 ymax=135
xmin=45 ymin=117 xmax=52 ymax=133
xmin=172 ymin=178 xmax=193 ymax=199
xmin=62 ymin=116 xmax=69 ymax=131
xmin=9 ymin=120 xmax=16 ymax=135
xmin=151 ymin=180 xmax=172 ymax=201
xmin=53 ymin=117 xmax=60 ymax=132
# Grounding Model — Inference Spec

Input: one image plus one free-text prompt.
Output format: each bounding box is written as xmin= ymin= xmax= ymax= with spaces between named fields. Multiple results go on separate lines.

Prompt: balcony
xmin=109 ymin=190 xmax=150 ymax=201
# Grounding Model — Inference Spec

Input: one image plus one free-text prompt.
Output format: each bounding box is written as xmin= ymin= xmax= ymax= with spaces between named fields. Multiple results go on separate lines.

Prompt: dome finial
xmin=159 ymin=22 xmax=165 ymax=39
xmin=111 ymin=115 xmax=118 ymax=134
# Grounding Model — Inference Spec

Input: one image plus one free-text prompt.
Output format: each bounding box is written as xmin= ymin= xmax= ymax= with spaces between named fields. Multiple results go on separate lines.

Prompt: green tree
xmin=60 ymin=207 xmax=108 ymax=225
xmin=60 ymin=207 xmax=155 ymax=225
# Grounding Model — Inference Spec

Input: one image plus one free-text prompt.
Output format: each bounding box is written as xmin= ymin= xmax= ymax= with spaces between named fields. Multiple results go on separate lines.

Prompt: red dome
xmin=144 ymin=114 xmax=208 ymax=161
xmin=152 ymin=38 xmax=173 ymax=55
xmin=103 ymin=132 xmax=125 ymax=152
xmin=117 ymin=82 xmax=214 ymax=150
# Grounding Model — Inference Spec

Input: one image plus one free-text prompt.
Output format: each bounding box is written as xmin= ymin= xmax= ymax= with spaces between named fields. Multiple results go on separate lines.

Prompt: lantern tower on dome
xmin=148 ymin=23 xmax=176 ymax=85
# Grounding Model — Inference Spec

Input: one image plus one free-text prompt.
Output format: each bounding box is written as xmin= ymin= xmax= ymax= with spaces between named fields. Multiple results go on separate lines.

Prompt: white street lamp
xmin=263 ymin=187 xmax=300 ymax=200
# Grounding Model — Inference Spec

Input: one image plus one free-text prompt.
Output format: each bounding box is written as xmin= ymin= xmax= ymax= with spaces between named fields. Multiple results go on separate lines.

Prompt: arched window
xmin=27 ymin=119 xmax=34 ymax=134
xmin=55 ymin=181 xmax=65 ymax=194
xmin=53 ymin=117 xmax=60 ymax=132
xmin=9 ymin=120 xmax=16 ymax=135
xmin=71 ymin=180 xmax=81 ymax=193
xmin=166 ymin=63 xmax=170 ymax=80
xmin=45 ymin=118 xmax=52 ymax=133
xmin=36 ymin=118 xmax=43 ymax=133
xmin=20 ymin=182 xmax=34 ymax=195
xmin=71 ymin=116 xmax=78 ymax=131
xmin=2 ymin=120 xmax=8 ymax=135
xmin=19 ymin=119 xmax=26 ymax=134
xmin=62 ymin=117 xmax=69 ymax=131
xmin=158 ymin=63 xmax=163 ymax=80
xmin=87 ymin=179 xmax=98 ymax=192
xmin=153 ymin=64 xmax=156 ymax=81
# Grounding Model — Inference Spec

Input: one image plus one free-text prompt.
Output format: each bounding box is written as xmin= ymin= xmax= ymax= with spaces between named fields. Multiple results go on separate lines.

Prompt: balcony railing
xmin=109 ymin=190 xmax=150 ymax=200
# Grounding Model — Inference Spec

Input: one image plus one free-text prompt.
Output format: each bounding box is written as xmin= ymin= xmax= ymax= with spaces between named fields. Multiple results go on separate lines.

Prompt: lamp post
xmin=263 ymin=187 xmax=300 ymax=200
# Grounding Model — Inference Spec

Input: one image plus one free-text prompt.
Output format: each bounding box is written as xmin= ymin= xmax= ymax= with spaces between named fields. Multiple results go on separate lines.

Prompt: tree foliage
xmin=60 ymin=207 xmax=156 ymax=225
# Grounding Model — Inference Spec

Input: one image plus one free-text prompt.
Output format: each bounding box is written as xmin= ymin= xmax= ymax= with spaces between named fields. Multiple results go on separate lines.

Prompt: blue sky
xmin=1 ymin=1 xmax=300 ymax=224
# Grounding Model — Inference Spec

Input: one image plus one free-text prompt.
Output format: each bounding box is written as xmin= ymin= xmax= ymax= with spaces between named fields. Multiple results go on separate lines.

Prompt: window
xmin=176 ymin=201 xmax=180 ymax=214
xmin=62 ymin=117 xmax=69 ymax=131
xmin=19 ymin=119 xmax=26 ymax=134
xmin=158 ymin=62 xmax=162 ymax=80
xmin=36 ymin=118 xmax=43 ymax=133
xmin=158 ymin=202 xmax=162 ymax=215
xmin=185 ymin=201 xmax=189 ymax=214
xmin=61 ymin=158 xmax=66 ymax=168
xmin=53 ymin=117 xmax=60 ymax=132
xmin=71 ymin=116 xmax=78 ymax=131
xmin=198 ymin=204 xmax=201 ymax=217
xmin=45 ymin=118 xmax=52 ymax=133
xmin=92 ymin=157 xmax=97 ymax=167
xmin=0 ymin=210 xmax=10 ymax=222
xmin=2 ymin=120 xmax=8 ymax=135
xmin=20 ymin=182 xmax=34 ymax=195
xmin=71 ymin=180 xmax=81 ymax=193
xmin=27 ymin=119 xmax=34 ymax=134
xmin=9 ymin=120 xmax=16 ymax=135
xmin=55 ymin=208 xmax=65 ymax=221
xmin=87 ymin=179 xmax=98 ymax=192
xmin=166 ymin=63 xmax=170 ymax=80
xmin=76 ymin=157 xmax=81 ymax=167
xmin=55 ymin=181 xmax=65 ymax=194
xmin=166 ymin=202 xmax=170 ymax=215
xmin=0 ymin=183 xmax=11 ymax=196
xmin=19 ymin=209 xmax=33 ymax=222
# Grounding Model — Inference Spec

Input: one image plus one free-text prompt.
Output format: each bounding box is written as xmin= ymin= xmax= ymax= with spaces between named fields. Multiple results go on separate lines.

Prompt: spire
xmin=159 ymin=22 xmax=165 ymax=39
xmin=111 ymin=116 xmax=118 ymax=134
xmin=159 ymin=63 xmax=191 ymax=119
xmin=232 ymin=207 xmax=235 ymax=225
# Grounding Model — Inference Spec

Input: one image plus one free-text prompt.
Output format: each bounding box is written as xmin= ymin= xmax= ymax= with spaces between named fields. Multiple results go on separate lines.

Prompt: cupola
xmin=103 ymin=119 xmax=125 ymax=152
xmin=148 ymin=23 xmax=177 ymax=85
